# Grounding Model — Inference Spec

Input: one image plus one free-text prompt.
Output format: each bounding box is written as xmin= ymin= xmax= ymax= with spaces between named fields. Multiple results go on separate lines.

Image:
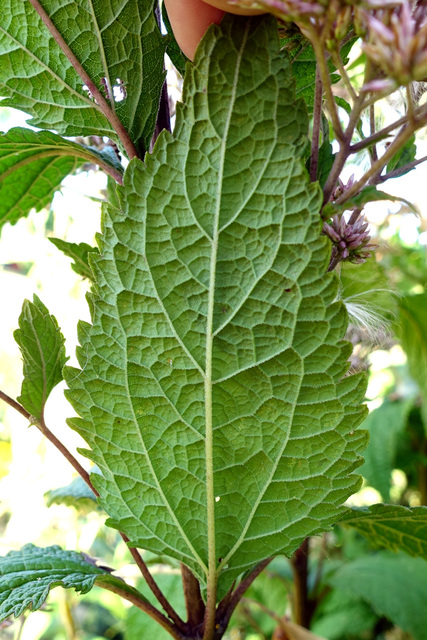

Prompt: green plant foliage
xmin=329 ymin=551 xmax=427 ymax=640
xmin=339 ymin=504 xmax=427 ymax=560
xmin=45 ymin=475 xmax=98 ymax=511
xmin=311 ymin=589 xmax=377 ymax=640
xmin=65 ymin=15 xmax=368 ymax=597
xmin=285 ymin=37 xmax=356 ymax=112
xmin=0 ymin=0 xmax=166 ymax=154
xmin=386 ymin=134 xmax=416 ymax=175
xmin=49 ymin=238 xmax=98 ymax=281
xmin=359 ymin=400 xmax=410 ymax=500
xmin=0 ymin=128 xmax=123 ymax=230
xmin=398 ymin=294 xmax=427 ymax=429
xmin=0 ymin=544 xmax=110 ymax=622
xmin=125 ymin=572 xmax=185 ymax=640
xmin=14 ymin=295 xmax=67 ymax=420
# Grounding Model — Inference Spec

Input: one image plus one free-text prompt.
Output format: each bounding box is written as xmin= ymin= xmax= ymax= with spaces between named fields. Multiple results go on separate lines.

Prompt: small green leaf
xmin=329 ymin=552 xmax=427 ymax=640
xmin=358 ymin=401 xmax=410 ymax=501
xmin=45 ymin=475 xmax=98 ymax=511
xmin=0 ymin=128 xmax=123 ymax=230
xmin=0 ymin=0 xmax=166 ymax=154
xmin=49 ymin=238 xmax=98 ymax=281
xmin=386 ymin=134 xmax=416 ymax=175
xmin=325 ymin=185 xmax=418 ymax=216
xmin=14 ymin=295 xmax=67 ymax=419
xmin=339 ymin=504 xmax=427 ymax=560
xmin=0 ymin=544 xmax=109 ymax=622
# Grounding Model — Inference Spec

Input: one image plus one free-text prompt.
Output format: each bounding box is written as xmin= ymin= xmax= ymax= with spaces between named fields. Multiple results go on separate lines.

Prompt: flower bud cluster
xmin=360 ymin=0 xmax=427 ymax=85
xmin=323 ymin=212 xmax=376 ymax=266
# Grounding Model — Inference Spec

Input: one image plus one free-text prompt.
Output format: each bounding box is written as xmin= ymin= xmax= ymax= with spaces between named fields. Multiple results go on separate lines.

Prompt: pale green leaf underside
xmin=0 ymin=128 xmax=123 ymax=229
xmin=65 ymin=15 xmax=368 ymax=594
xmin=0 ymin=0 xmax=165 ymax=153
xmin=14 ymin=295 xmax=67 ymax=419
xmin=340 ymin=504 xmax=427 ymax=560
xmin=0 ymin=544 xmax=107 ymax=621
xmin=45 ymin=475 xmax=98 ymax=510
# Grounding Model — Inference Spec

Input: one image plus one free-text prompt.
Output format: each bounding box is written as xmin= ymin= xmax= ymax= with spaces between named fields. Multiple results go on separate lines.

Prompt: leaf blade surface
xmin=0 ymin=128 xmax=122 ymax=229
xmin=14 ymin=295 xmax=67 ymax=419
xmin=0 ymin=544 xmax=109 ymax=622
xmin=65 ymin=15 xmax=368 ymax=594
xmin=0 ymin=0 xmax=165 ymax=153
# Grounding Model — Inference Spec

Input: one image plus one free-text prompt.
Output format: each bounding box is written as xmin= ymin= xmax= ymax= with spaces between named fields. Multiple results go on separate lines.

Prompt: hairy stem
xmin=27 ymin=0 xmax=138 ymax=160
xmin=181 ymin=564 xmax=205 ymax=629
xmin=291 ymin=538 xmax=311 ymax=628
xmin=310 ymin=65 xmax=323 ymax=183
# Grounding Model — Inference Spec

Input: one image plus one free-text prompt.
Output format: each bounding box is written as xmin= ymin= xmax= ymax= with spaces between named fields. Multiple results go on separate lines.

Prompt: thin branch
xmin=218 ymin=558 xmax=272 ymax=632
xmin=331 ymin=50 xmax=357 ymax=103
xmin=310 ymin=37 xmax=345 ymax=143
xmin=181 ymin=563 xmax=205 ymax=628
xmin=0 ymin=149 xmax=123 ymax=186
xmin=334 ymin=123 xmax=417 ymax=206
xmin=310 ymin=65 xmax=323 ymax=183
xmin=0 ymin=389 xmax=185 ymax=630
xmin=98 ymin=579 xmax=184 ymax=640
xmin=374 ymin=153 xmax=427 ymax=183
xmin=369 ymin=104 xmax=378 ymax=164
xmin=322 ymin=93 xmax=367 ymax=203
xmin=27 ymin=0 xmax=138 ymax=160
xmin=0 ymin=388 xmax=94 ymax=488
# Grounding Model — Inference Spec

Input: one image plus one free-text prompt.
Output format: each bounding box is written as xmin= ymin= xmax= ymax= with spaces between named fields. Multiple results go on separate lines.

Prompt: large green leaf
xmin=359 ymin=400 xmax=410 ymax=501
xmin=0 ymin=128 xmax=123 ymax=229
xmin=0 ymin=544 xmax=110 ymax=622
xmin=339 ymin=504 xmax=427 ymax=560
xmin=14 ymin=295 xmax=67 ymax=420
xmin=329 ymin=552 xmax=427 ymax=640
xmin=65 ymin=15 xmax=368 ymax=597
xmin=0 ymin=0 xmax=165 ymax=154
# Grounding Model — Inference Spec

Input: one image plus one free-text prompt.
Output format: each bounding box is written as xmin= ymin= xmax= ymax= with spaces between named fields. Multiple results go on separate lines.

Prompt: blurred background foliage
xmin=2 ymin=44 xmax=427 ymax=640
